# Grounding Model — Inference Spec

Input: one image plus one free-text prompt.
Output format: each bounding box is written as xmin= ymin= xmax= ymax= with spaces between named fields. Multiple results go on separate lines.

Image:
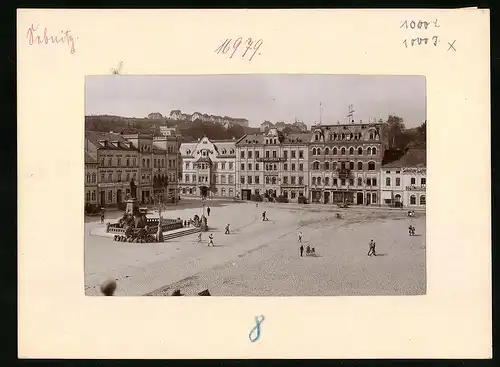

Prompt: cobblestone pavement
xmin=85 ymin=200 xmax=426 ymax=296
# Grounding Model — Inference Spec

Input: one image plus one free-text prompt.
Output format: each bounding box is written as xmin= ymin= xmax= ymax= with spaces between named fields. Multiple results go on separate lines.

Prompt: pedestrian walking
xmin=197 ymin=233 xmax=202 ymax=243
xmin=367 ymin=239 xmax=376 ymax=256
xmin=299 ymin=244 xmax=304 ymax=257
xmin=298 ymin=231 xmax=303 ymax=243
xmin=256 ymin=202 xmax=258 ymax=207
xmin=100 ymin=211 xmax=105 ymax=224
xmin=225 ymin=224 xmax=230 ymax=235
xmin=408 ymin=225 xmax=413 ymax=236
xmin=208 ymin=233 xmax=214 ymax=247
xmin=207 ymin=207 xmax=211 ymax=216
xmin=262 ymin=211 xmax=267 ymax=221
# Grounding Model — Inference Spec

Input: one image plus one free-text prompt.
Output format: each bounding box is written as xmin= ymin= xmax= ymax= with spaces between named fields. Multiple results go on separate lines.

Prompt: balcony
xmin=406 ymin=185 xmax=426 ymax=191
xmin=256 ymin=157 xmax=286 ymax=162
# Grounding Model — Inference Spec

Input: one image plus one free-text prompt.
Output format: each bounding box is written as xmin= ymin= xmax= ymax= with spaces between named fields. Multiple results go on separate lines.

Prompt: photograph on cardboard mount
xmin=84 ymin=75 xmax=427 ymax=297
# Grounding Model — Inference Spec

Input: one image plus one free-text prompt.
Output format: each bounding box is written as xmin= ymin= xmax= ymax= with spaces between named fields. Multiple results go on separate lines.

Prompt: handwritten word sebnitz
xmin=215 ymin=38 xmax=263 ymax=61
xmin=26 ymin=24 xmax=77 ymax=55
xmin=400 ymin=19 xmax=440 ymax=29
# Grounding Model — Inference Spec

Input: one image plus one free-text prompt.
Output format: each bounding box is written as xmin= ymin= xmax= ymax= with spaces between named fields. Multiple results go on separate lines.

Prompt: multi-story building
xmin=85 ymin=131 xmax=140 ymax=208
xmin=380 ymin=148 xmax=426 ymax=207
xmin=308 ymin=122 xmax=388 ymax=205
xmin=84 ymin=152 xmax=98 ymax=206
xmin=152 ymin=136 xmax=181 ymax=202
xmin=122 ymin=133 xmax=154 ymax=204
xmin=179 ymin=136 xmax=237 ymax=198
xmin=235 ymin=128 xmax=311 ymax=202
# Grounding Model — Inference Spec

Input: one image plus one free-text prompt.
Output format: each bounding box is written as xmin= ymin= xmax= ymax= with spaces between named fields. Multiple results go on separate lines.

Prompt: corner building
xmin=308 ymin=122 xmax=388 ymax=205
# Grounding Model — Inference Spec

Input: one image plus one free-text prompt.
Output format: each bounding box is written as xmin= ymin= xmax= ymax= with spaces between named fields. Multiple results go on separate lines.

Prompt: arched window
xmin=367 ymin=147 xmax=372 ymax=155
xmin=420 ymin=195 xmax=426 ymax=205
xmin=324 ymin=147 xmax=330 ymax=155
xmin=332 ymin=161 xmax=337 ymax=170
xmin=395 ymin=194 xmax=401 ymax=202
xmin=349 ymin=161 xmax=354 ymax=170
xmin=358 ymin=177 xmax=363 ymax=186
xmin=315 ymin=134 xmax=320 ymax=141
xmin=333 ymin=147 xmax=338 ymax=155
xmin=372 ymin=147 xmax=377 ymax=155
xmin=421 ymin=178 xmax=426 ymax=186
xmin=349 ymin=147 xmax=354 ymax=155
xmin=222 ymin=188 xmax=226 ymax=196
xmin=313 ymin=161 xmax=320 ymax=170
xmin=410 ymin=195 xmax=416 ymax=205
xmin=230 ymin=149 xmax=234 ymax=154
xmin=386 ymin=177 xmax=391 ymax=186
xmin=312 ymin=177 xmax=317 ymax=185
xmin=333 ymin=133 xmax=337 ymax=140
xmin=411 ymin=177 xmax=416 ymax=185
xmin=357 ymin=162 xmax=363 ymax=170
xmin=341 ymin=147 xmax=346 ymax=155
xmin=341 ymin=133 xmax=345 ymax=140
xmin=325 ymin=161 xmax=330 ymax=170
xmin=368 ymin=161 xmax=375 ymax=171
xmin=358 ymin=147 xmax=363 ymax=155
xmin=312 ymin=148 xmax=317 ymax=155
xmin=317 ymin=148 xmax=322 ymax=155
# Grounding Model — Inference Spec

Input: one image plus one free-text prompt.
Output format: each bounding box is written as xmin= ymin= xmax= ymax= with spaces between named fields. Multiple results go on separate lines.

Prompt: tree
xmin=386 ymin=115 xmax=406 ymax=149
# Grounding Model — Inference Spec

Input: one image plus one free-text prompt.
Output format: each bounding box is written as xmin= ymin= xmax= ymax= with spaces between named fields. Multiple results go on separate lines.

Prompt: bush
xmin=298 ymin=196 xmax=308 ymax=204
xmin=276 ymin=195 xmax=288 ymax=203
xmin=251 ymin=194 xmax=263 ymax=202
xmin=85 ymin=203 xmax=100 ymax=214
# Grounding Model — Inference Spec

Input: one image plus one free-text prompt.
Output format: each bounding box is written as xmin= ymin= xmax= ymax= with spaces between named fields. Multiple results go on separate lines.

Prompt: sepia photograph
xmin=84 ymin=74 xmax=427 ymax=297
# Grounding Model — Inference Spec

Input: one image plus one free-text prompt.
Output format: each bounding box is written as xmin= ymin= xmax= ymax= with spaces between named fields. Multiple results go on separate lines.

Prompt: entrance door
xmin=366 ymin=193 xmax=371 ymax=205
xmin=116 ymin=189 xmax=122 ymax=205
xmin=100 ymin=191 xmax=105 ymax=207
xmin=324 ymin=191 xmax=330 ymax=204
xmin=357 ymin=192 xmax=364 ymax=205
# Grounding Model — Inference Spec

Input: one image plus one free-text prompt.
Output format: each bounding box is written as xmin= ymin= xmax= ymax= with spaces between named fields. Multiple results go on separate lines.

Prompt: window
xmin=312 ymin=177 xmax=316 ymax=185
xmin=291 ymin=191 xmax=297 ymax=199
xmin=272 ymin=177 xmax=277 ymax=185
xmin=333 ymin=147 xmax=338 ymax=155
xmin=349 ymin=162 xmax=354 ymax=170
xmin=265 ymin=176 xmax=270 ymax=184
xmin=214 ymin=175 xmax=218 ymax=184
xmin=358 ymin=177 xmax=362 ymax=186
xmin=229 ymin=162 xmax=233 ymax=170
xmin=349 ymin=178 xmax=354 ymax=186
xmin=315 ymin=134 xmax=319 ymax=141
xmin=221 ymin=188 xmax=226 ymax=196
xmin=396 ymin=177 xmax=401 ymax=186
xmin=366 ymin=178 xmax=372 ymax=186
xmin=325 ymin=177 xmax=330 ymax=186
xmin=372 ymin=147 xmax=377 ymax=155
xmin=108 ymin=173 xmax=112 ymax=182
xmin=292 ymin=163 xmax=296 ymax=171
xmin=332 ymin=161 xmax=337 ymax=170
xmin=248 ymin=176 xmax=253 ymax=184
xmin=386 ymin=177 xmax=391 ymax=186
xmin=255 ymin=176 xmax=260 ymax=184
xmin=248 ymin=151 xmax=253 ymax=159
xmin=108 ymin=190 xmax=113 ymax=203
xmin=333 ymin=178 xmax=338 ymax=186
xmin=357 ymin=162 xmax=363 ymax=170
xmin=108 ymin=158 xmax=112 ymax=166
xmin=86 ymin=173 xmax=91 ymax=183
xmin=283 ymin=176 xmax=288 ymax=184
xmin=86 ymin=191 xmax=90 ymax=202
xmin=367 ymin=147 xmax=372 ymax=155
xmin=255 ymin=151 xmax=259 ymax=159
xmin=241 ymin=163 xmax=245 ymax=171
xmin=283 ymin=150 xmax=288 ymax=159
xmin=299 ymin=163 xmax=303 ymax=171
xmin=325 ymin=161 xmax=330 ymax=170
xmin=358 ymin=147 xmax=363 ymax=155
xmin=372 ymin=193 xmax=377 ymax=204
xmin=255 ymin=163 xmax=259 ymax=171
xmin=341 ymin=178 xmax=346 ymax=186
xmin=222 ymin=162 xmax=226 ymax=170
xmin=284 ymin=163 xmax=288 ymax=171
xmin=313 ymin=162 xmax=320 ymax=170
xmin=291 ymin=176 xmax=296 ymax=184
xmin=221 ymin=175 xmax=227 ymax=184
xmin=312 ymin=148 xmax=316 ymax=156
xmin=272 ymin=150 xmax=277 ymax=158
xmin=341 ymin=147 xmax=346 ymax=155
xmin=325 ymin=147 xmax=330 ymax=155
xmin=241 ymin=151 xmax=245 ymax=158
xmin=91 ymin=191 xmax=96 ymax=201
xmin=410 ymin=195 xmax=416 ymax=205
xmin=248 ymin=163 xmax=252 ymax=171
xmin=185 ymin=162 xmax=189 ymax=169
xmin=101 ymin=158 xmax=104 ymax=166
xmin=317 ymin=148 xmax=322 ymax=155
xmin=420 ymin=195 xmax=426 ymax=205
xmin=349 ymin=147 xmax=354 ymax=155
xmin=125 ymin=173 xmax=130 ymax=182
xmin=411 ymin=177 xmax=416 ymax=185
xmin=192 ymin=174 xmax=196 ymax=182
xmin=240 ymin=176 xmax=245 ymax=184
xmin=126 ymin=158 xmax=130 ymax=166
xmin=299 ymin=176 xmax=304 ymax=185
xmin=372 ymin=178 xmax=377 ymax=186
xmin=299 ymin=150 xmax=304 ymax=159
xmin=317 ymin=177 xmax=322 ymax=185
xmin=147 ymin=159 xmax=150 ymax=168
xmin=421 ymin=178 xmax=426 ymax=185
xmin=273 ymin=164 xmax=277 ymax=171
xmin=368 ymin=162 xmax=375 ymax=171
xmin=396 ymin=170 xmax=400 ymax=174
xmin=133 ymin=173 xmax=136 ymax=181
xmin=265 ymin=150 xmax=270 ymax=158
xmin=229 ymin=188 xmax=233 ymax=196
xmin=228 ymin=175 xmax=233 ymax=184
xmin=92 ymin=173 xmax=96 ymax=183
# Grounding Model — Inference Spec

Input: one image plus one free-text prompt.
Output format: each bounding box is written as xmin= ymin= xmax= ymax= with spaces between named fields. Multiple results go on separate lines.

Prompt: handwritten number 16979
xmin=215 ymin=38 xmax=263 ymax=61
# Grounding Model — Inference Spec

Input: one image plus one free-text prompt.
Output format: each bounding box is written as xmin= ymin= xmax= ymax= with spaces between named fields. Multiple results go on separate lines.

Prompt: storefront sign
xmin=402 ymin=167 xmax=426 ymax=174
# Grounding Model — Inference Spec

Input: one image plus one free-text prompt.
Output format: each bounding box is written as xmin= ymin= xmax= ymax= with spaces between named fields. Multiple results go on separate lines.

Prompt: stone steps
xmin=163 ymin=227 xmax=201 ymax=241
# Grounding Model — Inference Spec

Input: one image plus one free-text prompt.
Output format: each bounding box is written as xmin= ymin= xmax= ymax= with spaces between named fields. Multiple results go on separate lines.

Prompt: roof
xmin=382 ymin=148 xmax=426 ymax=168
xmin=236 ymin=134 xmax=264 ymax=145
xmin=260 ymin=120 xmax=274 ymax=126
xmin=85 ymin=131 xmax=137 ymax=151
xmin=85 ymin=153 xmax=97 ymax=164
xmin=283 ymin=132 xmax=312 ymax=144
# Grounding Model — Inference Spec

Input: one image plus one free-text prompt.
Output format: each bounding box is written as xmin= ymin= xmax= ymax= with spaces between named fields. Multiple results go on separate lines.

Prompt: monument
xmin=125 ymin=178 xmax=140 ymax=215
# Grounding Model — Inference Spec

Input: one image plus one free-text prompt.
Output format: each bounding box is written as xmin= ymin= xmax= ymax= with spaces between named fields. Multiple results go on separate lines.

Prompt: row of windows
xmin=182 ymin=187 xmax=235 ymax=196
xmin=385 ymin=177 xmax=426 ymax=186
xmin=184 ymin=174 xmax=235 ymax=184
xmin=100 ymin=172 xmax=137 ymax=183
xmin=240 ymin=150 xmax=305 ymax=159
xmin=312 ymin=161 xmax=377 ymax=171
xmin=86 ymin=173 xmax=97 ymax=183
xmin=153 ymin=158 xmax=175 ymax=169
xmin=85 ymin=190 xmax=97 ymax=202
xmin=410 ymin=195 xmax=426 ymax=205
xmin=313 ymin=131 xmax=379 ymax=142
xmin=240 ymin=163 xmax=306 ymax=172
xmin=184 ymin=161 xmax=235 ymax=170
xmin=311 ymin=146 xmax=378 ymax=156
xmin=100 ymin=157 xmax=137 ymax=167
xmin=312 ymin=177 xmax=378 ymax=187
xmin=239 ymin=176 xmax=306 ymax=185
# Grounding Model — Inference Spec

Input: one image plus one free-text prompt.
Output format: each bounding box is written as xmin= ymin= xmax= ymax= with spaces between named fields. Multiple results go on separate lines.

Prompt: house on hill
xmin=260 ymin=120 xmax=274 ymax=132
xmin=148 ymin=112 xmax=163 ymax=119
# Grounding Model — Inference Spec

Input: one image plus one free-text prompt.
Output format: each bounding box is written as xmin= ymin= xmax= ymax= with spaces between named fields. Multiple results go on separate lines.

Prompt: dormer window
xmin=222 ymin=149 xmax=227 ymax=154
xmin=230 ymin=149 xmax=234 ymax=154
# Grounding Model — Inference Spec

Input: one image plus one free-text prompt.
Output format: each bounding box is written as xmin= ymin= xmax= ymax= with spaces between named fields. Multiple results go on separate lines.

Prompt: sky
xmin=85 ymin=75 xmax=426 ymax=128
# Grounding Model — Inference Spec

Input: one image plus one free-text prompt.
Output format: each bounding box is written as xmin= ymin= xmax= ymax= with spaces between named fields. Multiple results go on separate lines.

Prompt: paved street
xmin=85 ymin=200 xmax=426 ymax=296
